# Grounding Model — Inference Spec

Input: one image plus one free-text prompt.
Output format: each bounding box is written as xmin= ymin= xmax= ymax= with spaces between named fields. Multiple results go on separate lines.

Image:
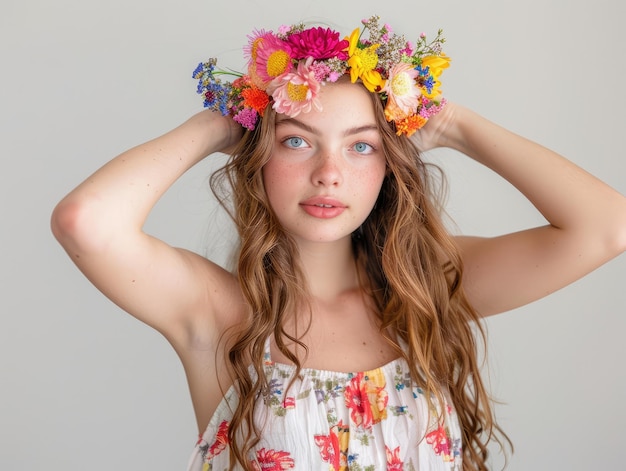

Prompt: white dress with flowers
xmin=187 ymin=340 xmax=463 ymax=470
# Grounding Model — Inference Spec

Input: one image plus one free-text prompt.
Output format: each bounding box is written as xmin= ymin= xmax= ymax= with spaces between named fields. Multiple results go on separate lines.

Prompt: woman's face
xmin=262 ymin=81 xmax=387 ymax=247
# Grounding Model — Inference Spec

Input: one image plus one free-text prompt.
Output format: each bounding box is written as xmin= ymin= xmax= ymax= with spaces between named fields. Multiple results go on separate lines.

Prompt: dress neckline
xmin=263 ymin=336 xmax=405 ymax=376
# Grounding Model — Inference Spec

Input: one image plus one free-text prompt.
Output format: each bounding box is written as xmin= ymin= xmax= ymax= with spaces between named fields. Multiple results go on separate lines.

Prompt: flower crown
xmin=193 ymin=15 xmax=450 ymax=137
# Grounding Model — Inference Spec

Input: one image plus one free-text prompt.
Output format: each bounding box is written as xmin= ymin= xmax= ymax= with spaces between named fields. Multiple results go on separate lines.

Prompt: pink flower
xmin=255 ymin=34 xmax=294 ymax=85
xmin=277 ymin=24 xmax=292 ymax=36
xmin=327 ymin=71 xmax=342 ymax=82
xmin=233 ymin=108 xmax=259 ymax=130
xmin=310 ymin=61 xmax=331 ymax=82
xmin=286 ymin=27 xmax=348 ymax=60
xmin=244 ymin=29 xmax=270 ymax=63
xmin=268 ymin=57 xmax=321 ymax=117
xmin=402 ymin=41 xmax=415 ymax=57
xmin=382 ymin=62 xmax=420 ymax=121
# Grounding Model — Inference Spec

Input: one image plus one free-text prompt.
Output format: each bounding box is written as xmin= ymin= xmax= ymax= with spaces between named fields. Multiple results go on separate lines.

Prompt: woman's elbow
xmin=51 ymin=196 xmax=111 ymax=255
xmin=51 ymin=198 xmax=83 ymax=245
xmin=604 ymin=201 xmax=626 ymax=258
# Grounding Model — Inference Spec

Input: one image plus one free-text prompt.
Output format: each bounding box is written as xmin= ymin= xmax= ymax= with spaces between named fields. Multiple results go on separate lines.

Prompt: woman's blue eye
xmin=354 ymin=142 xmax=373 ymax=153
xmin=284 ymin=137 xmax=306 ymax=148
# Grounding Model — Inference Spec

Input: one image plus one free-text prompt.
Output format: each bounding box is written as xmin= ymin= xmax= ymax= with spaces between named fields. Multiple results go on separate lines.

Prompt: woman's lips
xmin=300 ymin=197 xmax=347 ymax=218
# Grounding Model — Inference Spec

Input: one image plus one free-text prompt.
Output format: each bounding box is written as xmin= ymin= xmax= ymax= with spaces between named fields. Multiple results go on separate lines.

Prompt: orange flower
xmin=241 ymin=86 xmax=270 ymax=116
xmin=394 ymin=114 xmax=427 ymax=137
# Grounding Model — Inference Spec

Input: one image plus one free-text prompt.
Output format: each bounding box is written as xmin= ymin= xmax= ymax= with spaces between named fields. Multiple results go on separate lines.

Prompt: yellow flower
xmin=421 ymin=54 xmax=451 ymax=98
xmin=364 ymin=368 xmax=388 ymax=423
xmin=346 ymin=28 xmax=385 ymax=92
xmin=421 ymin=54 xmax=451 ymax=77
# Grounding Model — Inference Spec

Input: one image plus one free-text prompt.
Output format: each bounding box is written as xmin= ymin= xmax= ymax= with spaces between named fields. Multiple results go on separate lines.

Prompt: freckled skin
xmin=262 ymin=81 xmax=387 ymax=246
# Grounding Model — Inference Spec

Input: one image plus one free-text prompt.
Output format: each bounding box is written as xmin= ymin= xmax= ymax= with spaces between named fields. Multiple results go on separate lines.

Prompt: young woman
xmin=51 ymin=16 xmax=626 ymax=471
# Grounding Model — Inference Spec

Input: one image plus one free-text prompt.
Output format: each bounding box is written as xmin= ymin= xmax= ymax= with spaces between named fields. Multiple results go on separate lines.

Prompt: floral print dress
xmin=187 ymin=340 xmax=463 ymax=470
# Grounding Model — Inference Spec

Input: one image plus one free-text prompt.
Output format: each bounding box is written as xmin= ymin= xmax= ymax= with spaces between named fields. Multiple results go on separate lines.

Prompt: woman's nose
xmin=311 ymin=152 xmax=343 ymax=187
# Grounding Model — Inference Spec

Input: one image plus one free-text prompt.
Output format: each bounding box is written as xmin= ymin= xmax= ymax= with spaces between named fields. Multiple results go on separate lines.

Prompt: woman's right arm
xmin=51 ymin=110 xmax=244 ymax=345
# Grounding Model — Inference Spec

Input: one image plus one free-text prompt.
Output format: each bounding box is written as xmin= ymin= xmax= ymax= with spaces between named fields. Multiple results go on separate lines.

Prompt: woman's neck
xmin=296 ymin=237 xmax=360 ymax=301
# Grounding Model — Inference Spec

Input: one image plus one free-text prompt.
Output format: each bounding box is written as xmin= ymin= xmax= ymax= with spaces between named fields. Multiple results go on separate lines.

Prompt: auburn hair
xmin=210 ymin=82 xmax=511 ymax=470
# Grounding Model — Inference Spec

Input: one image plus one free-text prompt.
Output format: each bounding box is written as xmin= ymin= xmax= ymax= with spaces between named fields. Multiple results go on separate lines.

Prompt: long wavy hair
xmin=210 ymin=83 xmax=511 ymax=470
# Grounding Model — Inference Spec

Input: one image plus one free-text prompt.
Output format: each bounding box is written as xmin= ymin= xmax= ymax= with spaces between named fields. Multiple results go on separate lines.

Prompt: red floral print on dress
xmin=251 ymin=448 xmax=295 ymax=470
xmin=206 ymin=420 xmax=229 ymax=460
xmin=344 ymin=370 xmax=389 ymax=429
xmin=314 ymin=420 xmax=350 ymax=471
xmin=425 ymin=425 xmax=452 ymax=459
xmin=281 ymin=396 xmax=295 ymax=409
xmin=386 ymin=445 xmax=404 ymax=470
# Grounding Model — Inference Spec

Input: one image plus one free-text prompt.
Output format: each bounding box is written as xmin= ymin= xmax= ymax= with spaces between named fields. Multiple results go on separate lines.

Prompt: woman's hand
xmin=409 ymin=100 xmax=459 ymax=152
xmin=183 ymin=109 xmax=245 ymax=158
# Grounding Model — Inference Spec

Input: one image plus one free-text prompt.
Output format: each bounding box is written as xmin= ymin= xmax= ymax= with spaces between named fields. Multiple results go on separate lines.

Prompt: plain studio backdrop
xmin=1 ymin=0 xmax=624 ymax=469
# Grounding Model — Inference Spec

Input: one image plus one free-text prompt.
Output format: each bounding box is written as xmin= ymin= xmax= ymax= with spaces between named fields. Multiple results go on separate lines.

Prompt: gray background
xmin=2 ymin=0 xmax=624 ymax=469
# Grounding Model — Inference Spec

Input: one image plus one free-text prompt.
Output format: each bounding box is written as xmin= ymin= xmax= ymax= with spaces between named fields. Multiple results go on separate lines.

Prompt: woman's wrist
xmin=182 ymin=110 xmax=244 ymax=160
xmin=410 ymin=101 xmax=467 ymax=153
xmin=430 ymin=102 xmax=468 ymax=152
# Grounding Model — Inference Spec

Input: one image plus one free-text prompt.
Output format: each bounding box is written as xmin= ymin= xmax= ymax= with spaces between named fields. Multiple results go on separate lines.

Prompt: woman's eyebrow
xmin=275 ymin=117 xmax=316 ymax=134
xmin=275 ymin=118 xmax=378 ymax=137
xmin=343 ymin=125 xmax=379 ymax=137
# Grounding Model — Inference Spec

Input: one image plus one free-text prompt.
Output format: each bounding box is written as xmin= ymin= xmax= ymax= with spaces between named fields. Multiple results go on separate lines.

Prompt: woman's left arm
xmin=419 ymin=103 xmax=626 ymax=316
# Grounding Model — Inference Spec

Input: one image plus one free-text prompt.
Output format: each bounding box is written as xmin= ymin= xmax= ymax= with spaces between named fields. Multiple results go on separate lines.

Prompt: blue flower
xmin=415 ymin=64 xmax=430 ymax=76
xmin=422 ymin=75 xmax=435 ymax=94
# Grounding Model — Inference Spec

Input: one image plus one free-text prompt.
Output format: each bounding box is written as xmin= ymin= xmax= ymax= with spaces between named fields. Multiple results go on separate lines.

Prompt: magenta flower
xmin=286 ymin=27 xmax=349 ymax=60
xmin=401 ymin=41 xmax=415 ymax=57
xmin=269 ymin=57 xmax=321 ymax=117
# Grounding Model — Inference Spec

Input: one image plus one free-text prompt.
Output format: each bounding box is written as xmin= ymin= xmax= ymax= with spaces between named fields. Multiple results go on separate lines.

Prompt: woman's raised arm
xmin=51 ymin=110 xmax=244 ymax=342
xmin=417 ymin=103 xmax=626 ymax=316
